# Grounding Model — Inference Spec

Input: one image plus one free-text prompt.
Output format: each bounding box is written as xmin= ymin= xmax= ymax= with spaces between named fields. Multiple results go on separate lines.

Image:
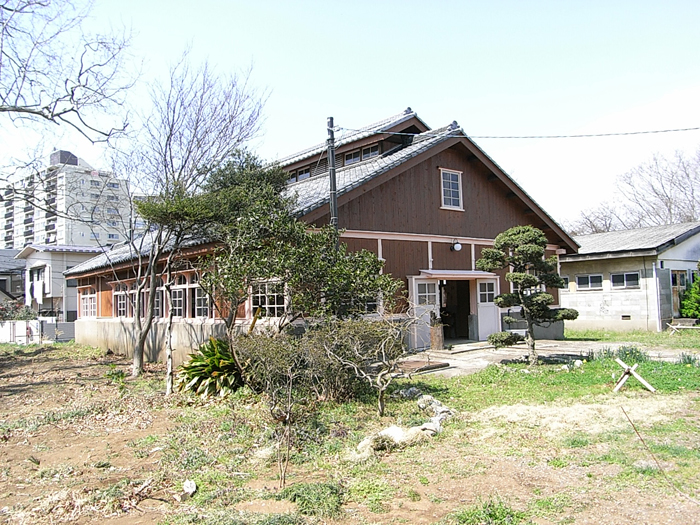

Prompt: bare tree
xmin=566 ymin=148 xmax=700 ymax=235
xmin=0 ymin=0 xmax=132 ymax=143
xmin=111 ymin=55 xmax=265 ymax=379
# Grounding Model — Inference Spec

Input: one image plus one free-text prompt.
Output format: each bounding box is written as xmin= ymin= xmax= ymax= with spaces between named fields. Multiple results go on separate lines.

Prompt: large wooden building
xmin=67 ymin=108 xmax=578 ymax=362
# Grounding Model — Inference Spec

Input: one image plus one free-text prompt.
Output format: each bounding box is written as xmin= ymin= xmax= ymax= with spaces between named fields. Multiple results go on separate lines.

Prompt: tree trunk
xmin=524 ymin=309 xmax=538 ymax=366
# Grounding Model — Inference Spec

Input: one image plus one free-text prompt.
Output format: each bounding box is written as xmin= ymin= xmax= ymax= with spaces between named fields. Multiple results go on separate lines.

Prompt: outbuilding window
xmin=611 ymin=272 xmax=640 ymax=289
xmin=576 ymin=275 xmax=603 ymax=290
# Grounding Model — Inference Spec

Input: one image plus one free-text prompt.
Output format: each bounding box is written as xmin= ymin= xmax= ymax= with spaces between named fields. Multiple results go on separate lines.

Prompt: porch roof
xmin=418 ymin=269 xmax=497 ymax=280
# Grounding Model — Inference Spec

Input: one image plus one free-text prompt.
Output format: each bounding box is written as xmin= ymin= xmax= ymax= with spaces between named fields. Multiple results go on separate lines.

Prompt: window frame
xmin=251 ymin=281 xmax=287 ymax=318
xmin=344 ymin=150 xmax=361 ymax=166
xmin=611 ymin=272 xmax=640 ymax=289
xmin=576 ymin=274 xmax=603 ymax=290
xmin=440 ymin=168 xmax=464 ymax=211
xmin=362 ymin=144 xmax=379 ymax=160
xmin=416 ymin=282 xmax=438 ymax=305
xmin=479 ymin=282 xmax=495 ymax=303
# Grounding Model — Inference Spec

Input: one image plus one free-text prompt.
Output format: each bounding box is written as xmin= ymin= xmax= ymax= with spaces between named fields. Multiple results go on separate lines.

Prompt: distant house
xmin=66 ymin=108 xmax=578 ymax=362
xmin=0 ymin=249 xmax=24 ymax=302
xmin=16 ymin=245 xmax=104 ymax=320
xmin=559 ymin=222 xmax=700 ymax=331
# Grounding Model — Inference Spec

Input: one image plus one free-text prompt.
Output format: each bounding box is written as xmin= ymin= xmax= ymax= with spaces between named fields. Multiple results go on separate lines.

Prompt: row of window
xmin=567 ymin=272 xmax=640 ymax=291
xmin=417 ymin=281 xmax=495 ymax=305
xmin=286 ymin=144 xmax=382 ymax=183
xmin=80 ymin=280 xmax=287 ymax=319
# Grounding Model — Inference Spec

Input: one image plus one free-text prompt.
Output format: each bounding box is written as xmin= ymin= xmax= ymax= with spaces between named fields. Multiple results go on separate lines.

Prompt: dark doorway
xmin=441 ymin=280 xmax=471 ymax=340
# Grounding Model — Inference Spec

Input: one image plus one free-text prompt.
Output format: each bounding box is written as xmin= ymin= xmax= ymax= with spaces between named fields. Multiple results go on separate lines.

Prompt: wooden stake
xmin=613 ymin=358 xmax=656 ymax=393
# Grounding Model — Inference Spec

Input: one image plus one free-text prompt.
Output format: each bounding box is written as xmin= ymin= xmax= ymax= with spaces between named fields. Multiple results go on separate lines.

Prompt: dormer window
xmin=362 ymin=145 xmax=379 ymax=160
xmin=345 ymin=150 xmax=360 ymax=165
xmin=287 ymin=167 xmax=311 ymax=183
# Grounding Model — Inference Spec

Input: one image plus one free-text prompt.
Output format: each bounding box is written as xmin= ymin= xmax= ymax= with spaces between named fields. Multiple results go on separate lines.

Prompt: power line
xmin=337 ymin=126 xmax=700 ymax=140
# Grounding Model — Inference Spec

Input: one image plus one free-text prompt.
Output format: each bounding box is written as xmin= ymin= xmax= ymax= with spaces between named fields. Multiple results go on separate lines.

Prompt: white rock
xmin=183 ymin=479 xmax=197 ymax=495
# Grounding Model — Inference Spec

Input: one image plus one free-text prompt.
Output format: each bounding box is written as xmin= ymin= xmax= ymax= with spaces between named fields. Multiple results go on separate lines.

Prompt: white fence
xmin=0 ymin=320 xmax=42 ymax=344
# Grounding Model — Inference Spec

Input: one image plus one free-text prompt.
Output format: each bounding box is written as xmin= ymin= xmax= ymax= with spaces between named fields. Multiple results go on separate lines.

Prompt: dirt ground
xmin=1 ymin=342 xmax=699 ymax=524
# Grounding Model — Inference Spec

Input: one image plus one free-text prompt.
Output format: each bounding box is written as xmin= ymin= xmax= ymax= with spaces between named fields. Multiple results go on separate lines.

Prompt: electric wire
xmin=337 ymin=126 xmax=700 ymax=140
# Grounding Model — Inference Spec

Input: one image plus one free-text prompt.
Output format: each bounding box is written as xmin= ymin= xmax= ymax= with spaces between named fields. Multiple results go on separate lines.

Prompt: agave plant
xmin=176 ymin=338 xmax=242 ymax=397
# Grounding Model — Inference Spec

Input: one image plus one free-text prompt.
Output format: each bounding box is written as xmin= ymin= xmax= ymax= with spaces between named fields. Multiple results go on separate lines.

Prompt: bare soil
xmin=1 ymin=344 xmax=699 ymax=524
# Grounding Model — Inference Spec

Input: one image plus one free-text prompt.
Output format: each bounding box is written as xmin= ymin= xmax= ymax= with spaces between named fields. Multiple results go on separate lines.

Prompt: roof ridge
xmin=274 ymin=108 xmax=424 ymax=167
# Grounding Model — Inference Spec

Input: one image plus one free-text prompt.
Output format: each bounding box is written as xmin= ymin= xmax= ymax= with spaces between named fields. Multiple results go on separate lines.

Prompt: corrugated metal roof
xmin=275 ymin=107 xmax=427 ymax=167
xmin=286 ymin=122 xmax=461 ymax=217
xmin=573 ymin=222 xmax=700 ymax=255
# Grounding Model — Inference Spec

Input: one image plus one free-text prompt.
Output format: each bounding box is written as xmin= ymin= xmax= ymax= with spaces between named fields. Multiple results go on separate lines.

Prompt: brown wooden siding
xmin=382 ymin=239 xmax=428 ymax=282
xmin=342 ymin=237 xmax=378 ymax=255
xmin=318 ymin=146 xmax=538 ymax=239
xmin=98 ymin=276 xmax=111 ymax=317
xmin=431 ymin=242 xmax=472 ymax=270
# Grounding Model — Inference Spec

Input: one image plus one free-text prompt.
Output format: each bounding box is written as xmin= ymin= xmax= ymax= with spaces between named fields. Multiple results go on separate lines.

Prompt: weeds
xmin=278 ymin=482 xmax=343 ymax=517
xmin=448 ymin=498 xmax=533 ymax=524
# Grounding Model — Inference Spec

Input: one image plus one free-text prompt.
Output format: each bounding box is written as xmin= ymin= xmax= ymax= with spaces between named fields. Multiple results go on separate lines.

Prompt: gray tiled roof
xmin=275 ymin=107 xmax=428 ymax=167
xmin=64 ymin=234 xmax=209 ymax=276
xmin=0 ymin=249 xmax=23 ymax=272
xmin=286 ymin=122 xmax=462 ymax=217
xmin=572 ymin=222 xmax=700 ymax=255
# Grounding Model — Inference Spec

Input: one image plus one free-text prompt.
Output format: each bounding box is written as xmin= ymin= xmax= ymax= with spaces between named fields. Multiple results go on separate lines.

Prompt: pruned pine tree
xmin=476 ymin=225 xmax=578 ymax=365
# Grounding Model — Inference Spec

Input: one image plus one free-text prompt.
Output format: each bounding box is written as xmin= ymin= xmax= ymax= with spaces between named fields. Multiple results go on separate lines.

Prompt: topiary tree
xmin=680 ymin=263 xmax=700 ymax=319
xmin=476 ymin=225 xmax=578 ymax=365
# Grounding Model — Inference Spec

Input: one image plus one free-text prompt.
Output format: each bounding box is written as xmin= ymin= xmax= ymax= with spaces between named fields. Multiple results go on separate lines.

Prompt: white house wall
xmin=560 ymin=256 xmax=666 ymax=331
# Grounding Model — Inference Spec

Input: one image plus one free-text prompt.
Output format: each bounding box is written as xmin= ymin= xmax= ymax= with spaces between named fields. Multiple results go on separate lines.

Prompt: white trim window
xmin=416 ymin=282 xmax=438 ymax=305
xmin=362 ymin=145 xmax=379 ymax=160
xmin=80 ymin=287 xmax=97 ymax=317
xmin=611 ymin=272 xmax=640 ymax=289
xmin=251 ymin=282 xmax=286 ymax=318
xmin=344 ymin=150 xmax=360 ymax=165
xmin=479 ymin=282 xmax=495 ymax=303
xmin=191 ymin=287 xmax=210 ymax=318
xmin=440 ymin=168 xmax=463 ymax=210
xmin=113 ymin=284 xmax=128 ymax=317
xmin=153 ymin=289 xmax=163 ymax=318
xmin=576 ymin=274 xmax=603 ymax=290
xmin=170 ymin=275 xmax=187 ymax=317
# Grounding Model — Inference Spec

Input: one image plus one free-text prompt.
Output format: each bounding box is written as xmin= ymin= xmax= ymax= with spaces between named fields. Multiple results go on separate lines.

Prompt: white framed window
xmin=251 ymin=282 xmax=286 ymax=317
xmin=90 ymin=232 xmax=99 ymax=239
xmin=80 ymin=287 xmax=97 ymax=317
xmin=153 ymin=289 xmax=163 ymax=318
xmin=191 ymin=287 xmax=210 ymax=318
xmin=440 ymin=169 xmax=463 ymax=210
xmin=362 ymin=145 xmax=379 ymax=160
xmin=108 ymin=233 xmax=119 ymax=240
xmin=106 ymin=182 xmax=119 ymax=188
xmin=576 ymin=274 xmax=603 ymax=290
xmin=107 ymin=195 xmax=118 ymax=201
xmin=90 ymin=193 xmax=99 ymax=200
xmin=345 ymin=150 xmax=360 ymax=165
xmin=479 ymin=282 xmax=495 ymax=303
xmin=288 ymin=167 xmax=311 ymax=183
xmin=611 ymin=272 xmax=640 ymax=289
xmin=90 ymin=180 xmax=101 ymax=187
xmin=416 ymin=282 xmax=438 ymax=305
xmin=107 ymin=208 xmax=118 ymax=215
xmin=116 ymin=293 xmax=127 ymax=317
xmin=171 ymin=288 xmax=184 ymax=317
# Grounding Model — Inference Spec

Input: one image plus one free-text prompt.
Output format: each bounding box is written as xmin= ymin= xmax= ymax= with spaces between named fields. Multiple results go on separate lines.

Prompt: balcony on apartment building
xmin=23 ymin=205 xmax=33 ymax=213
xmin=23 ymin=217 xmax=33 ymax=224
xmin=4 ymin=223 xmax=12 ymax=230
xmin=4 ymin=235 xmax=13 ymax=243
xmin=4 ymin=211 xmax=12 ymax=219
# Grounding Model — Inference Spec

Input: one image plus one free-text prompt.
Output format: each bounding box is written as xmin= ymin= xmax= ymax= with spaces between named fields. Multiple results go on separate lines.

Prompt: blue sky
xmin=6 ymin=1 xmax=700 ymax=223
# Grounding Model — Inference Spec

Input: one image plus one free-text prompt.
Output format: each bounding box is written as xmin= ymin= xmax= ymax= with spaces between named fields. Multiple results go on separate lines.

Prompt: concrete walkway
xmin=409 ymin=339 xmax=696 ymax=378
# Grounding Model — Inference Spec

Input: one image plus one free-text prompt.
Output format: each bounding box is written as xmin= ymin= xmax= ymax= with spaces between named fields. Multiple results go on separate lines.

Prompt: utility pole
xmin=327 ymin=117 xmax=339 ymax=235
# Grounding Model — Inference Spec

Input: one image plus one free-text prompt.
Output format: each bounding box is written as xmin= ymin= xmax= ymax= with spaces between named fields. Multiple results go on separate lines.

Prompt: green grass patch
xmin=448 ymin=497 xmax=533 ymax=524
xmin=529 ymin=493 xmax=573 ymax=518
xmin=349 ymin=478 xmax=395 ymax=513
xmin=565 ymin=328 xmax=700 ymax=350
xmin=278 ymin=482 xmax=343 ymax=517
